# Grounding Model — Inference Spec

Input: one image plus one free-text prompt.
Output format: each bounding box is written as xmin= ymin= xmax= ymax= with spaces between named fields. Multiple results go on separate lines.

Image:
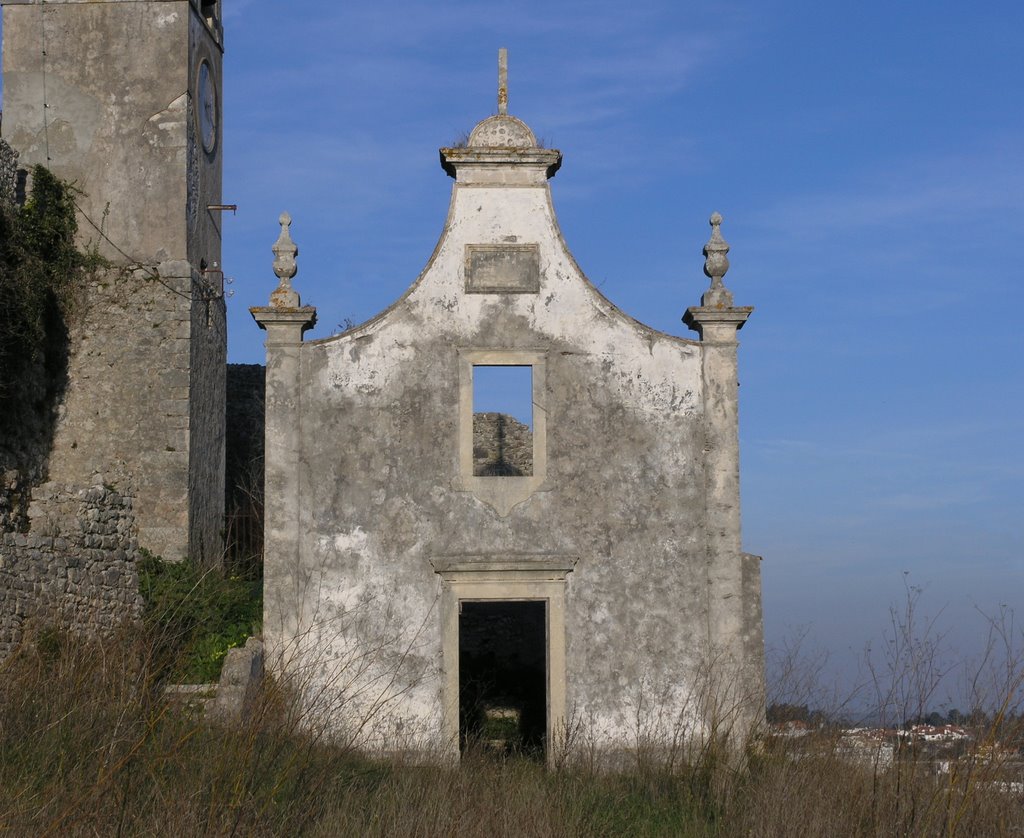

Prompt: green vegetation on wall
xmin=0 ymin=166 xmax=105 ymax=469
xmin=0 ymin=167 xmax=98 ymax=392
xmin=138 ymin=552 xmax=262 ymax=683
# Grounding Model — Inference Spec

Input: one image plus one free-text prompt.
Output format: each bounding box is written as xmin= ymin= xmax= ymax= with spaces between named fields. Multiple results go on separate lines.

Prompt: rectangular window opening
xmin=472 ymin=365 xmax=533 ymax=477
xmin=459 ymin=600 xmax=547 ymax=759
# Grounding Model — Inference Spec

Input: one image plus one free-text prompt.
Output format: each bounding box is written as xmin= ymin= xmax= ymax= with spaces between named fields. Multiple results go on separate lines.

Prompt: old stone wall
xmin=0 ymin=260 xmax=225 ymax=657
xmin=0 ymin=138 xmax=18 ymax=204
xmin=472 ymin=412 xmax=532 ymax=476
xmin=225 ymin=363 xmax=265 ymax=503
xmin=0 ymin=479 xmax=143 ymax=659
xmin=45 ymin=263 xmax=198 ymax=560
xmin=224 ymin=363 xmax=265 ymax=569
xmin=0 ymin=0 xmax=228 ymax=657
xmin=188 ymin=281 xmax=227 ymax=566
xmin=1 ymin=0 xmax=226 ymax=564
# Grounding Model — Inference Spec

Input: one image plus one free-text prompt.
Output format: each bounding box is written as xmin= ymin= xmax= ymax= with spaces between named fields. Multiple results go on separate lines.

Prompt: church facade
xmin=253 ymin=74 xmax=764 ymax=757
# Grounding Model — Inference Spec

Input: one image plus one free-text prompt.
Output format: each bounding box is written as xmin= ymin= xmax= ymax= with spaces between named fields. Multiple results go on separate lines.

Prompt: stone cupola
xmin=439 ymin=49 xmax=561 ymax=185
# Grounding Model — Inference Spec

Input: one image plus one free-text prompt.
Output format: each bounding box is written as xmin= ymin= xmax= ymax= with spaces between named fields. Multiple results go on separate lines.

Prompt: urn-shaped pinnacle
xmin=272 ymin=211 xmax=298 ymax=286
xmin=703 ymin=211 xmax=730 ymax=288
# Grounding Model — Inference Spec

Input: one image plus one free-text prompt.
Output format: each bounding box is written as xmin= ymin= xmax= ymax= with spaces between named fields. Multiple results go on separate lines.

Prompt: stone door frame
xmin=431 ymin=554 xmax=577 ymax=763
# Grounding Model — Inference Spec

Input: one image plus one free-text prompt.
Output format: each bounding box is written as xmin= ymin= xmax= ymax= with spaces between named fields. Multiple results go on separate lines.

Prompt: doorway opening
xmin=459 ymin=600 xmax=547 ymax=757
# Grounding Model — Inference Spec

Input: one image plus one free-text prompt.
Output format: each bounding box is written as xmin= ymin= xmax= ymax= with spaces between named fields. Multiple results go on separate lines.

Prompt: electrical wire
xmin=73 ymin=199 xmax=218 ymax=302
xmin=30 ymin=0 xmax=218 ymax=305
xmin=38 ymin=0 xmax=51 ymax=163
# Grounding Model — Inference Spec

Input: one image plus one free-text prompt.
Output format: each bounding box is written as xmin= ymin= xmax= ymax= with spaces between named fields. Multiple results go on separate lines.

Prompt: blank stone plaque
xmin=465 ymin=244 xmax=540 ymax=294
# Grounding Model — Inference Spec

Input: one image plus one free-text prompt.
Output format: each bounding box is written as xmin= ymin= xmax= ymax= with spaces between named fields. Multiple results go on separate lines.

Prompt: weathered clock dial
xmin=197 ymin=59 xmax=217 ymax=154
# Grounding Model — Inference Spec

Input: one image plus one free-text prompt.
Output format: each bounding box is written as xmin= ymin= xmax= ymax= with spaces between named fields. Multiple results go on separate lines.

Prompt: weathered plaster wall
xmin=741 ymin=552 xmax=765 ymax=707
xmin=258 ymin=119 xmax=751 ymax=751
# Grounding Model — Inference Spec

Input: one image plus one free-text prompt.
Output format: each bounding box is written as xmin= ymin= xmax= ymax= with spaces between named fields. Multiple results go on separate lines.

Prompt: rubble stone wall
xmin=0 ymin=138 xmax=18 ymax=204
xmin=44 ymin=263 xmax=221 ymax=562
xmin=472 ymin=412 xmax=533 ymax=476
xmin=225 ymin=363 xmax=265 ymax=503
xmin=0 ymin=480 xmax=143 ymax=659
xmin=223 ymin=363 xmax=265 ymax=568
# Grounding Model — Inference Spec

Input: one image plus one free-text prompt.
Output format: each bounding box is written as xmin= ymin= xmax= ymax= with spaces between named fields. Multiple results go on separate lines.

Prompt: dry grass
xmin=0 ymin=630 xmax=710 ymax=836
xmin=0 ymin=625 xmax=1021 ymax=837
xmin=728 ymin=735 xmax=1024 ymax=838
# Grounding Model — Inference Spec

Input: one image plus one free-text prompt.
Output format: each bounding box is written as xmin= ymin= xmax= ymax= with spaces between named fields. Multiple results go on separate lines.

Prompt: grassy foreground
xmin=1 ymin=631 xmax=1022 ymax=837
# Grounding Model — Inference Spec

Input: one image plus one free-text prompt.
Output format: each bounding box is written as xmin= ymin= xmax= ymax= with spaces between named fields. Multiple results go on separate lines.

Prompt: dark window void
xmin=200 ymin=1 xmax=218 ymax=25
xmin=459 ymin=600 xmax=547 ymax=757
xmin=472 ymin=365 xmax=533 ymax=477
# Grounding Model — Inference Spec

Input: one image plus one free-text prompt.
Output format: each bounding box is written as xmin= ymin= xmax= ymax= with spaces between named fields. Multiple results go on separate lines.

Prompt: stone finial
xmin=683 ymin=210 xmax=751 ymax=336
xmin=272 ymin=212 xmax=298 ymax=287
xmin=703 ymin=212 xmax=730 ymax=286
xmin=269 ymin=212 xmax=301 ymax=308
xmin=701 ymin=211 xmax=733 ymax=306
xmin=498 ymin=48 xmax=508 ymax=115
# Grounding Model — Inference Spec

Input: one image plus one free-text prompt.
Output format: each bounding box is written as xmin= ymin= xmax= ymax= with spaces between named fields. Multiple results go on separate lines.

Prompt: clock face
xmin=197 ymin=59 xmax=218 ymax=154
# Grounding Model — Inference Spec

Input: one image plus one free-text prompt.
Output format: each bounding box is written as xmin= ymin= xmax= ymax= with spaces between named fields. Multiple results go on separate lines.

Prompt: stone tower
xmin=0 ymin=0 xmax=226 ymax=562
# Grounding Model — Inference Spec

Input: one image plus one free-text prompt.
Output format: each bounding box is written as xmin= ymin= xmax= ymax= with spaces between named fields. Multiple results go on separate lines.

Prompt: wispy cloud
xmin=751 ymin=140 xmax=1024 ymax=242
xmin=867 ymin=488 xmax=990 ymax=512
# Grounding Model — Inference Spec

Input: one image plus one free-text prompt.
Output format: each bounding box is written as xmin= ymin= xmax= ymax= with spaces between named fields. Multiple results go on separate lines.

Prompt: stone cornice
xmin=439 ymin=147 xmax=562 ymax=180
xmin=250 ymin=306 xmax=317 ymax=332
xmin=683 ymin=305 xmax=753 ymax=339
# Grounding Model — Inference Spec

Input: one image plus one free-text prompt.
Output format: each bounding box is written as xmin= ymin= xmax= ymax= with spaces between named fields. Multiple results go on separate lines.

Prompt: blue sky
xmin=0 ymin=0 xmax=1010 ymax=708
xmin=220 ymin=1 xmax=1023 ymax=707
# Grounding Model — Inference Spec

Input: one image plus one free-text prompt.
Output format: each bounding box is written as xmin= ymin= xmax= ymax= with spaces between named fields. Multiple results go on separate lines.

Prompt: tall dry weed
xmin=0 ymin=580 xmax=1021 ymax=836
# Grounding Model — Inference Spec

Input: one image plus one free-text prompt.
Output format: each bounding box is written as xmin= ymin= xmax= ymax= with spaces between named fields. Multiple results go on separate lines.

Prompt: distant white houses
xmin=899 ymin=724 xmax=973 ymax=744
xmin=766 ymin=722 xmax=977 ymax=772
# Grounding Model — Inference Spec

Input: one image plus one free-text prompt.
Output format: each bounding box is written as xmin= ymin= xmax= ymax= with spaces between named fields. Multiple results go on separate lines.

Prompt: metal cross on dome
xmin=498 ymin=48 xmax=508 ymax=115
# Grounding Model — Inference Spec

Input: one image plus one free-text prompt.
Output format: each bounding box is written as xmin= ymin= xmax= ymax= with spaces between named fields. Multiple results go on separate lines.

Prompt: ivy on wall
xmin=0 ymin=166 xmax=104 ymax=463
xmin=0 ymin=166 xmax=98 ymax=390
